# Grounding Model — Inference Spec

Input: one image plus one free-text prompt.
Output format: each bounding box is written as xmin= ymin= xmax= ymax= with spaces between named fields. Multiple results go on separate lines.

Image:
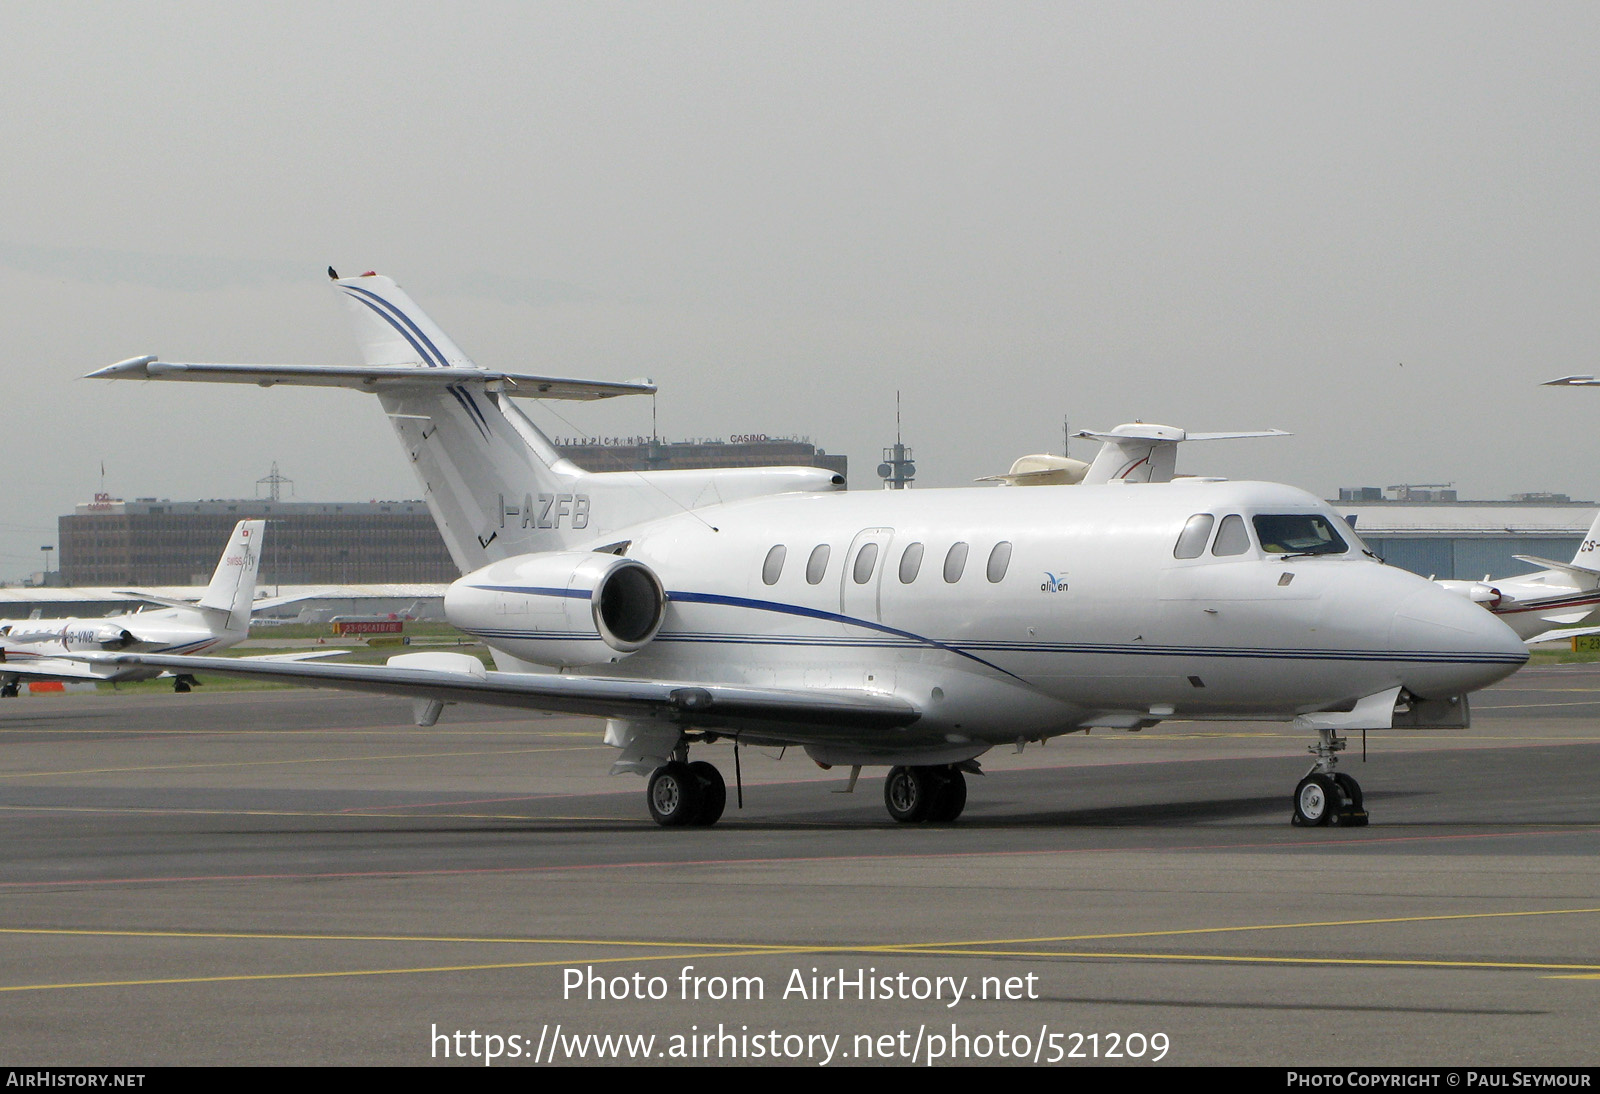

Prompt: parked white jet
xmin=3 ymin=520 xmax=268 ymax=694
xmin=83 ymin=273 xmax=1528 ymax=828
xmin=1437 ymin=510 xmax=1600 ymax=644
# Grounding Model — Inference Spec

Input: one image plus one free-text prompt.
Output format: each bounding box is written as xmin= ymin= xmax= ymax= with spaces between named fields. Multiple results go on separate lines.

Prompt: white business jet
xmin=1433 ymin=373 xmax=1600 ymax=644
xmin=2 ymin=520 xmax=265 ymax=694
xmin=1436 ymin=509 xmax=1600 ymax=645
xmin=81 ymin=272 xmax=1528 ymax=828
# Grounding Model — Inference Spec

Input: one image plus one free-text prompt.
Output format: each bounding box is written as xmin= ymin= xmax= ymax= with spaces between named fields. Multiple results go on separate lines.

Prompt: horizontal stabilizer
xmin=111 ymin=590 xmax=216 ymax=613
xmin=1543 ymin=375 xmax=1600 ymax=386
xmin=89 ymin=357 xmax=655 ymax=401
xmin=976 ymin=454 xmax=1091 ymax=486
xmin=1510 ymin=550 xmax=1600 ymax=575
xmin=1077 ymin=423 xmax=1290 ymax=485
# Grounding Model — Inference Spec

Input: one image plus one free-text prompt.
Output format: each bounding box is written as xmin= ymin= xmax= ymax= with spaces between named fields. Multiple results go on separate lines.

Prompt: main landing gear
xmin=0 ymin=682 xmax=18 ymax=699
xmin=646 ymin=758 xmax=727 ymax=827
xmin=172 ymin=675 xmax=199 ymax=694
xmin=1291 ymin=728 xmax=1367 ymax=827
xmin=884 ymin=765 xmax=967 ymax=824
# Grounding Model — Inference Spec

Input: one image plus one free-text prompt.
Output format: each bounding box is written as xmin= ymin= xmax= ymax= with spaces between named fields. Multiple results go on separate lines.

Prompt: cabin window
xmin=1174 ymin=514 xmax=1215 ymax=559
xmin=761 ymin=545 xmax=786 ymax=585
xmin=944 ymin=542 xmax=969 ymax=582
xmin=853 ymin=542 xmax=880 ymax=583
xmin=1211 ymin=514 xmax=1251 ymax=556
xmin=898 ymin=542 xmax=924 ymax=583
xmin=806 ymin=544 xmax=831 ymax=584
xmin=1253 ymin=514 xmax=1349 ymax=556
xmin=987 ymin=541 xmax=1013 ymax=582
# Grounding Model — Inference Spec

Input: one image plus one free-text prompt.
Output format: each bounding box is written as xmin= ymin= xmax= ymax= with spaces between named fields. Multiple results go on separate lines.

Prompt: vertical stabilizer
xmin=197 ymin=520 xmax=265 ymax=631
xmin=1573 ymin=510 xmax=1600 ymax=571
xmin=1081 ymin=424 xmax=1185 ymax=484
xmin=337 ymin=273 xmax=479 ymax=370
xmin=89 ymin=272 xmax=843 ymax=581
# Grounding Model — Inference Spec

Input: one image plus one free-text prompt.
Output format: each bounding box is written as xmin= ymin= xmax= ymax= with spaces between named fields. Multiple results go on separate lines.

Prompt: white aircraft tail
xmin=196 ymin=520 xmax=265 ymax=630
xmin=333 ymin=273 xmax=841 ymax=572
xmin=1079 ymin=424 xmax=1290 ymax=485
xmin=1573 ymin=510 xmax=1600 ymax=572
xmin=90 ymin=271 xmax=847 ymax=575
xmin=1511 ymin=508 xmax=1600 ymax=587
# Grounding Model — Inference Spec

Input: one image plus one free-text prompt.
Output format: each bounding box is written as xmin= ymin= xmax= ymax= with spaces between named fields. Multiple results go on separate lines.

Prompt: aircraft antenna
xmin=877 ymin=391 xmax=915 ymax=490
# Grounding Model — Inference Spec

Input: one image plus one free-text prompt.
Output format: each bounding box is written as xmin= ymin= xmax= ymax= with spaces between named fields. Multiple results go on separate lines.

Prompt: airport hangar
xmin=1335 ymin=493 xmax=1597 ymax=581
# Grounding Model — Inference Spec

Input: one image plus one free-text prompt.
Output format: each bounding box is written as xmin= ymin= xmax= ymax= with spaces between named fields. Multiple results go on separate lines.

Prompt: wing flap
xmin=0 ymin=657 xmax=110 ymax=682
xmin=77 ymin=652 xmax=921 ymax=736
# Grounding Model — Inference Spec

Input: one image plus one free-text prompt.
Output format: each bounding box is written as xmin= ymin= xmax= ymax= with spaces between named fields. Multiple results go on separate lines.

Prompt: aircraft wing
xmin=0 ymin=657 xmax=112 ymax=682
xmin=1523 ymin=624 xmax=1600 ymax=646
xmin=75 ymin=652 xmax=921 ymax=738
xmin=239 ymin=650 xmax=353 ymax=662
xmin=88 ymin=357 xmax=655 ymax=401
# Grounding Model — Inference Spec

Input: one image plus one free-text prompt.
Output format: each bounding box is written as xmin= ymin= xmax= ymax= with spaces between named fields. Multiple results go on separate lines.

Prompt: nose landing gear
xmin=1291 ymin=729 xmax=1367 ymax=827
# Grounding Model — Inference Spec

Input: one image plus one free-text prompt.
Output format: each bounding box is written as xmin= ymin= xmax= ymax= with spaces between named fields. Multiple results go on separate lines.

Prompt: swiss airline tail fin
xmin=196 ymin=520 xmax=265 ymax=630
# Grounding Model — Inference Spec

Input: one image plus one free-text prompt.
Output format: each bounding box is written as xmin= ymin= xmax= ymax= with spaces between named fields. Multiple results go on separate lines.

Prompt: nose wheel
xmin=1290 ymin=730 xmax=1368 ymax=827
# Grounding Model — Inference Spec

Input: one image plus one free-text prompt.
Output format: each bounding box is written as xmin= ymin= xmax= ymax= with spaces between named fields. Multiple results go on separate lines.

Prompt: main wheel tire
xmin=1332 ymin=773 xmax=1368 ymax=827
xmin=926 ymin=768 xmax=967 ymax=823
xmin=0 ymin=683 xmax=17 ymax=698
xmin=1292 ymin=773 xmax=1338 ymax=827
xmin=884 ymin=766 xmax=935 ymax=823
xmin=687 ymin=760 xmax=726 ymax=827
xmin=647 ymin=762 xmax=704 ymax=827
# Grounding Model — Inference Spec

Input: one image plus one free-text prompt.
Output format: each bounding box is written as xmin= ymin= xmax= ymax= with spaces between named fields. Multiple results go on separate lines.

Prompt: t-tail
xmin=199 ymin=519 xmax=265 ymax=630
xmin=1509 ymin=508 xmax=1600 ymax=588
xmin=116 ymin=520 xmax=265 ymax=633
xmin=90 ymin=271 xmax=845 ymax=575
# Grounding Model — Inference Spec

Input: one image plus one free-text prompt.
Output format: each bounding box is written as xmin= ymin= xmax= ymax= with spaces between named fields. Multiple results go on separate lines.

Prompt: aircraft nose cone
xmin=1390 ymin=583 xmax=1528 ymax=696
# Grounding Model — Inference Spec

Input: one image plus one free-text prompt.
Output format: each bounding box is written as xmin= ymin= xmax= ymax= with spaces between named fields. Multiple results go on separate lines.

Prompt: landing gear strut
xmin=884 ymin=765 xmax=967 ymax=823
xmin=646 ymin=755 xmax=727 ymax=827
xmin=1291 ymin=728 xmax=1367 ymax=827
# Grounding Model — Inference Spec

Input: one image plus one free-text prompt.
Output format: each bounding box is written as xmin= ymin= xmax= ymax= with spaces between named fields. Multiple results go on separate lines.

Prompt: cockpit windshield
xmin=1252 ymin=514 xmax=1349 ymax=556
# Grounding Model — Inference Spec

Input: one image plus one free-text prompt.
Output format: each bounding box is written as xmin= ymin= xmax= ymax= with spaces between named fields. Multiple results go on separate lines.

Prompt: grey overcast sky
xmin=3 ymin=2 xmax=1599 ymax=579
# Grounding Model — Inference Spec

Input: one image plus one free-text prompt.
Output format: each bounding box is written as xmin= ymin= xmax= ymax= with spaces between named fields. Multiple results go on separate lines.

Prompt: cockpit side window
xmin=1253 ymin=514 xmax=1349 ymax=556
xmin=1174 ymin=514 xmax=1215 ymax=559
xmin=1211 ymin=514 xmax=1251 ymax=556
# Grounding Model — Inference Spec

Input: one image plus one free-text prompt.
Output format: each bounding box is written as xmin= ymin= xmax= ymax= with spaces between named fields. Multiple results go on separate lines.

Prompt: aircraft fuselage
xmin=448 ymin=478 xmax=1528 ymax=759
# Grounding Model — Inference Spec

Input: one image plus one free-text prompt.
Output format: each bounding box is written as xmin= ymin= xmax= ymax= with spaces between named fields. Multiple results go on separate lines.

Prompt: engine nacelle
xmin=445 ymin=551 xmax=666 ymax=668
xmin=61 ymin=624 xmax=138 ymax=652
